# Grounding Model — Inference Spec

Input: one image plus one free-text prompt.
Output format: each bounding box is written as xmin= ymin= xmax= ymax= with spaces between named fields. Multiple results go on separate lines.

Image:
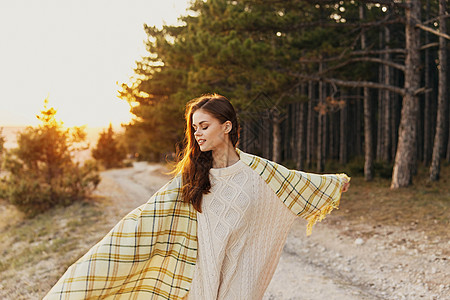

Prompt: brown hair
xmin=168 ymin=93 xmax=240 ymax=212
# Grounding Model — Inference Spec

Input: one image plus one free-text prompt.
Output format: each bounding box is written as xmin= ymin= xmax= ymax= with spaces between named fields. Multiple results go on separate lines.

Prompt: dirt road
xmin=1 ymin=162 xmax=447 ymax=299
xmin=96 ymin=162 xmax=449 ymax=300
xmin=100 ymin=163 xmax=370 ymax=299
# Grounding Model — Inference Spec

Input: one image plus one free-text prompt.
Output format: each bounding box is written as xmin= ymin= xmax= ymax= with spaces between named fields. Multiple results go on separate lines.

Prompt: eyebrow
xmin=192 ymin=121 xmax=209 ymax=127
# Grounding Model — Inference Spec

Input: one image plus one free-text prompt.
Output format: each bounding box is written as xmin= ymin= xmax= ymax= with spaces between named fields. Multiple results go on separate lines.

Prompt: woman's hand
xmin=342 ymin=179 xmax=350 ymax=192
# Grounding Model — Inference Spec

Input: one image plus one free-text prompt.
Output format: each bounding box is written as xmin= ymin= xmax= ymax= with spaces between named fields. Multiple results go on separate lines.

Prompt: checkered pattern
xmin=235 ymin=148 xmax=350 ymax=236
xmin=44 ymin=148 xmax=349 ymax=299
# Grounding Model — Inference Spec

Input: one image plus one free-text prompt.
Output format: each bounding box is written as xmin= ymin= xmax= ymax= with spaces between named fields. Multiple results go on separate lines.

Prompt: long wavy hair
xmin=168 ymin=93 xmax=240 ymax=212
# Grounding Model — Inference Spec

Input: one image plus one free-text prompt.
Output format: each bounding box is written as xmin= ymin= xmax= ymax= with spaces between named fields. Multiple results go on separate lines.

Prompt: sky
xmin=0 ymin=0 xmax=191 ymax=128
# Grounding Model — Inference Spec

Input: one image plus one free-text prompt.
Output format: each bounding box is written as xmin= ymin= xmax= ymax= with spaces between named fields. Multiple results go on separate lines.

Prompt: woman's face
xmin=192 ymin=109 xmax=231 ymax=152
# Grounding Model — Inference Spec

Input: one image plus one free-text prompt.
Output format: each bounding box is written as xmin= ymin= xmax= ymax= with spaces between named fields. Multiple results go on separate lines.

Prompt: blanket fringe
xmin=306 ymin=173 xmax=350 ymax=236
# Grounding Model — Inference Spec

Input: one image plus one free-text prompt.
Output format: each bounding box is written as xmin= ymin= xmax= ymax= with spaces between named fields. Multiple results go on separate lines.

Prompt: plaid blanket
xmin=44 ymin=148 xmax=350 ymax=299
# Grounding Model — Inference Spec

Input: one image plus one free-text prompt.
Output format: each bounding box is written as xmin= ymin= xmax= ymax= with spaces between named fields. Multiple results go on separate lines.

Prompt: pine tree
xmin=92 ymin=124 xmax=126 ymax=169
xmin=117 ymin=0 xmax=449 ymax=187
xmin=1 ymin=99 xmax=100 ymax=216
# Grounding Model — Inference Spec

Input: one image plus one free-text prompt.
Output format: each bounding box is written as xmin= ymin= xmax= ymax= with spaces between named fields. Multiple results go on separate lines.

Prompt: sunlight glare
xmin=0 ymin=0 xmax=191 ymax=128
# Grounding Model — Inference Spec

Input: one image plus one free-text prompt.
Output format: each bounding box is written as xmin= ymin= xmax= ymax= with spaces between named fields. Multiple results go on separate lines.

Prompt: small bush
xmin=0 ymin=100 xmax=100 ymax=216
xmin=4 ymin=161 xmax=99 ymax=216
xmin=324 ymin=159 xmax=344 ymax=173
xmin=374 ymin=160 xmax=393 ymax=179
xmin=344 ymin=156 xmax=365 ymax=177
xmin=92 ymin=124 xmax=127 ymax=169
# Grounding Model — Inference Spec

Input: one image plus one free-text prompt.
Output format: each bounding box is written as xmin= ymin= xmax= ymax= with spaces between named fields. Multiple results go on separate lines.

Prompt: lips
xmin=198 ymin=139 xmax=206 ymax=145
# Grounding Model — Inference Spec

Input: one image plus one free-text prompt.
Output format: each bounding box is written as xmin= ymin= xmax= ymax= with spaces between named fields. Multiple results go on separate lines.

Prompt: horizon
xmin=1 ymin=124 xmax=123 ymax=151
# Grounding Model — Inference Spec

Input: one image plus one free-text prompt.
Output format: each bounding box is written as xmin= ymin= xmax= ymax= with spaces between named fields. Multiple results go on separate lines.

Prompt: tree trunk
xmin=332 ymin=106 xmax=339 ymax=160
xmin=360 ymin=5 xmax=373 ymax=181
xmin=306 ymin=81 xmax=314 ymax=168
xmin=422 ymin=0 xmax=433 ymax=165
xmin=317 ymin=60 xmax=325 ymax=172
xmin=430 ymin=0 xmax=448 ymax=181
xmin=297 ymin=101 xmax=306 ymax=170
xmin=377 ymin=72 xmax=384 ymax=160
xmin=391 ymin=90 xmax=399 ymax=161
xmin=290 ymin=103 xmax=296 ymax=162
xmin=391 ymin=0 xmax=421 ymax=188
xmin=317 ymin=112 xmax=324 ymax=171
xmin=356 ymin=91 xmax=363 ymax=157
xmin=423 ymin=40 xmax=431 ymax=164
xmin=284 ymin=105 xmax=291 ymax=162
xmin=272 ymin=108 xmax=282 ymax=163
xmin=322 ymin=84 xmax=328 ymax=164
xmin=363 ymin=87 xmax=373 ymax=181
xmin=339 ymin=91 xmax=348 ymax=165
xmin=297 ymin=83 xmax=307 ymax=169
xmin=383 ymin=25 xmax=392 ymax=162
xmin=377 ymin=30 xmax=384 ymax=161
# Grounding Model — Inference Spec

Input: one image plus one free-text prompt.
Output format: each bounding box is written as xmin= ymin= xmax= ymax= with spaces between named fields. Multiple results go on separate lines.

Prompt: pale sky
xmin=0 ymin=0 xmax=191 ymax=127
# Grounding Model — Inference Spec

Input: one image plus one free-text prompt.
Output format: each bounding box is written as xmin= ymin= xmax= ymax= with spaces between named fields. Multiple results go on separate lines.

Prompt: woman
xmin=45 ymin=94 xmax=350 ymax=300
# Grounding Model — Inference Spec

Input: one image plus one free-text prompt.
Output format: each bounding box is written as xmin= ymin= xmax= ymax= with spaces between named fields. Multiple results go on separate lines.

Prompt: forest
xmin=118 ymin=0 xmax=449 ymax=189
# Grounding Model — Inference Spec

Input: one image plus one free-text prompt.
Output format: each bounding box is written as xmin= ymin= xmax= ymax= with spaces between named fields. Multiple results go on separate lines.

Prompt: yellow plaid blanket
xmin=45 ymin=148 xmax=350 ymax=300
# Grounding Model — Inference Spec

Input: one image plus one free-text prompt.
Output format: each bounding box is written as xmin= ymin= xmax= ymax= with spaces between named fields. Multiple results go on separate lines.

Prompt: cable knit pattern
xmin=185 ymin=160 xmax=297 ymax=300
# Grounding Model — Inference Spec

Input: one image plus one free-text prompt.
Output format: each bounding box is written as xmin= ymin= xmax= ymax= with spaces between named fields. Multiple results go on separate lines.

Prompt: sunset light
xmin=0 ymin=0 xmax=190 ymax=128
xmin=2 ymin=2 xmax=449 ymax=299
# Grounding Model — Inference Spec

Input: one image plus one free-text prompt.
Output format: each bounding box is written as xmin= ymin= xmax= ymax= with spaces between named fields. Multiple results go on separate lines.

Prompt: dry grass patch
xmin=327 ymin=163 xmax=450 ymax=244
xmin=0 ymin=197 xmax=106 ymax=299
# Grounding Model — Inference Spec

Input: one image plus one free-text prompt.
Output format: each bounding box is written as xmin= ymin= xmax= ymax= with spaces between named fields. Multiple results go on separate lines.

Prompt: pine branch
xmin=287 ymin=16 xmax=404 ymax=30
xmin=351 ymin=49 xmax=406 ymax=55
xmin=290 ymin=73 xmax=406 ymax=96
xmin=299 ymin=57 xmax=405 ymax=73
xmin=420 ymin=42 xmax=439 ymax=50
xmin=416 ymin=23 xmax=450 ymax=40
xmin=414 ymin=87 xmax=433 ymax=96
xmin=347 ymin=57 xmax=405 ymax=72
xmin=422 ymin=13 xmax=450 ymax=25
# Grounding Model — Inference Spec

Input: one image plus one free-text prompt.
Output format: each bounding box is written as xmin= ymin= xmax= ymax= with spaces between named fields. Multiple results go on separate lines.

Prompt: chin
xmin=198 ymin=145 xmax=208 ymax=151
xmin=198 ymin=144 xmax=213 ymax=152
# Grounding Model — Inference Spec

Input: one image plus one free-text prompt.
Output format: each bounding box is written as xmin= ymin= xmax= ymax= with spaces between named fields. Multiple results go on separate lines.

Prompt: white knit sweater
xmin=184 ymin=159 xmax=297 ymax=300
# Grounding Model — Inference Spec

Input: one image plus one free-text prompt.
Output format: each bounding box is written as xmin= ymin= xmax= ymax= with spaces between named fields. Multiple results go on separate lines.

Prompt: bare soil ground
xmin=0 ymin=162 xmax=449 ymax=299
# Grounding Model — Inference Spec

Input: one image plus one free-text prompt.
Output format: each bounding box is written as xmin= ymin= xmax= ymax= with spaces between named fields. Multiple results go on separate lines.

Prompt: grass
xmin=0 ymin=196 xmax=107 ymax=299
xmin=328 ymin=163 xmax=450 ymax=242
xmin=0 ymin=198 xmax=104 ymax=275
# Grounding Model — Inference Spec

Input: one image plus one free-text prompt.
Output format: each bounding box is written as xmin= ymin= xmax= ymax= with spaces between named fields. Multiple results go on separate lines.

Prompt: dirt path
xmin=99 ymin=164 xmax=367 ymax=299
xmin=94 ymin=162 xmax=449 ymax=299
xmin=2 ymin=162 xmax=447 ymax=299
xmin=265 ymin=219 xmax=449 ymax=300
xmin=96 ymin=162 xmax=171 ymax=219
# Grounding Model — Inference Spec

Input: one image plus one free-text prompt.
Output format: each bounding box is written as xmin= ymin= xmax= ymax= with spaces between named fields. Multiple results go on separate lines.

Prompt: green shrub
xmin=0 ymin=100 xmax=100 ymax=216
xmin=324 ymin=159 xmax=344 ymax=173
xmin=344 ymin=156 xmax=365 ymax=177
xmin=374 ymin=160 xmax=393 ymax=179
xmin=92 ymin=124 xmax=127 ymax=169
